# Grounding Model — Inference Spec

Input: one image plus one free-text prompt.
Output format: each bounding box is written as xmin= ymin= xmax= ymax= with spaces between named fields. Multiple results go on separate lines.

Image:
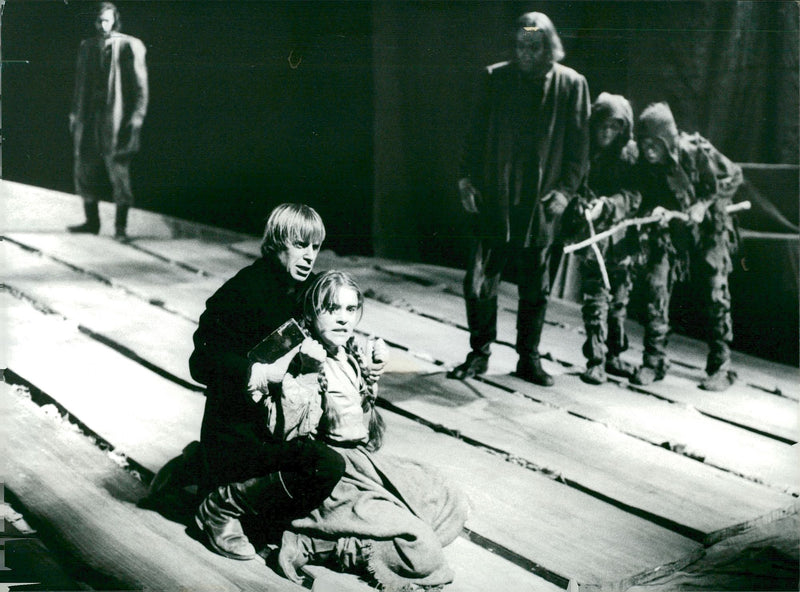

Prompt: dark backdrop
xmin=3 ymin=0 xmax=374 ymax=254
xmin=4 ymin=1 xmax=798 ymax=364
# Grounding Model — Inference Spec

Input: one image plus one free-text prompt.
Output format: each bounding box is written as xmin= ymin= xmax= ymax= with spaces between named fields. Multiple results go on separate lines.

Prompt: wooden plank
xmin=5 ymin=232 xmax=225 ymax=322
xmin=19 ymin=228 xmax=793 ymax=443
xmin=2 ymin=241 xmax=200 ymax=389
xmin=2 ymin=293 xmax=203 ymax=471
xmin=357 ymin=296 xmax=798 ymax=444
xmin=6 ymin=236 xmax=795 ymax=518
xmin=338 ymin=265 xmax=798 ymax=443
xmin=381 ymin=411 xmax=700 ymax=588
xmin=490 ymin=372 xmax=799 ymax=495
xmin=7 ymin=235 xmax=793 ymax=498
xmin=1 ymin=296 xmax=560 ymax=591
xmin=0 ymin=179 xmax=249 ymax=243
xmin=1 ymin=382 xmax=301 ymax=592
xmin=378 ymin=365 xmax=795 ymax=537
xmin=376 ymin=260 xmax=800 ymax=399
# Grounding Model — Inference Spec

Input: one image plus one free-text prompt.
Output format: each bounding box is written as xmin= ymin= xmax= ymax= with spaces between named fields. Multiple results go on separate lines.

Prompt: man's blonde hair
xmin=260 ymin=203 xmax=326 ymax=257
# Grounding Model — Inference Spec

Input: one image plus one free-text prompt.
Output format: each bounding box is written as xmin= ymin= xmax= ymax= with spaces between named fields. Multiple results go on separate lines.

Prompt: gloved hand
xmin=458 ymin=178 xmax=481 ymax=214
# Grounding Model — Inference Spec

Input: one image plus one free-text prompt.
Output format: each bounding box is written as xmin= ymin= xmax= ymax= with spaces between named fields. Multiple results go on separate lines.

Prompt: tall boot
xmin=195 ymin=473 xmax=294 ymax=560
xmin=68 ymin=200 xmax=100 ymax=234
xmin=195 ymin=483 xmax=257 ymax=560
xmin=277 ymin=531 xmax=338 ymax=584
xmin=114 ymin=204 xmax=130 ymax=241
xmin=448 ymin=296 xmax=496 ymax=379
xmin=515 ymin=299 xmax=554 ymax=387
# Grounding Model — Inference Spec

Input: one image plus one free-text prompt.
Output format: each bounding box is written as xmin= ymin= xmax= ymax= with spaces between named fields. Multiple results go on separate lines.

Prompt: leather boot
xmin=147 ymin=441 xmax=202 ymax=499
xmin=515 ymin=299 xmax=554 ymax=387
xmin=195 ymin=483 xmax=257 ymax=560
xmin=68 ymin=200 xmax=100 ymax=234
xmin=195 ymin=473 xmax=295 ymax=560
xmin=114 ymin=204 xmax=130 ymax=241
xmin=277 ymin=531 xmax=337 ymax=584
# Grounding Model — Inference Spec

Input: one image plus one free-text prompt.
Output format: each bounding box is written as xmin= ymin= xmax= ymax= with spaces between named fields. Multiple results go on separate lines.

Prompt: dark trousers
xmin=463 ymin=235 xmax=554 ymax=358
xmin=74 ymin=152 xmax=134 ymax=207
xmin=204 ymin=436 xmax=345 ymax=516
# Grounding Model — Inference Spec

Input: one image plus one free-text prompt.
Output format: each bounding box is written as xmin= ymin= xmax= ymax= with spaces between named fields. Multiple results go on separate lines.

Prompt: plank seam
xmin=1 ymin=284 xmax=205 ymax=393
xmin=375 ymin=398 xmax=707 ymax=543
xmin=2 ymin=369 xmax=156 ymax=488
xmin=2 ymin=235 xmax=198 ymax=324
xmin=374 ymin=263 xmax=796 ymax=400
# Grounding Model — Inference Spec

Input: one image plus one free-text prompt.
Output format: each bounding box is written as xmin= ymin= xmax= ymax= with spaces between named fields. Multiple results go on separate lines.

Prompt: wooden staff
xmin=563 ymin=200 xmax=751 ymax=255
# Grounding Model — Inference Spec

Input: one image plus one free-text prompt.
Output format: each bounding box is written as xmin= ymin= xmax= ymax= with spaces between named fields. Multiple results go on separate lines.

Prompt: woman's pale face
xmin=314 ymin=286 xmax=360 ymax=350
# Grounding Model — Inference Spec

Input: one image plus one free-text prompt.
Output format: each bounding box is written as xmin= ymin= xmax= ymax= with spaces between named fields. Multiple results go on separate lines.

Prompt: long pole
xmin=563 ymin=200 xmax=752 ymax=255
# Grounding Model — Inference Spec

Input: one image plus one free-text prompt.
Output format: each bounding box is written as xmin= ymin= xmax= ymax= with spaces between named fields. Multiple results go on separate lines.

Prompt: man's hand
xmin=542 ymin=190 xmax=569 ymax=218
xmin=458 ymin=178 xmax=481 ymax=214
xmin=687 ymin=201 xmax=708 ymax=224
xmin=364 ymin=337 xmax=388 ymax=384
xmin=116 ymin=119 xmax=142 ymax=157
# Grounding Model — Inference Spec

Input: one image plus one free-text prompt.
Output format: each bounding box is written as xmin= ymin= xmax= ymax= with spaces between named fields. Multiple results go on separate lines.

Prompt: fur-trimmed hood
xmin=637 ymin=102 xmax=679 ymax=160
xmin=590 ymin=92 xmax=634 ymax=145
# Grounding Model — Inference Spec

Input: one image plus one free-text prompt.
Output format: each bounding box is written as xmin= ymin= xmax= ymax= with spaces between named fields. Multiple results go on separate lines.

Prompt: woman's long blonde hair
xmin=303 ymin=270 xmax=385 ymax=451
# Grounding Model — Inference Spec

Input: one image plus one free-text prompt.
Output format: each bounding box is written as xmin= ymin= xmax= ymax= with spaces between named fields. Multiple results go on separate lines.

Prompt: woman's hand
xmin=247 ymin=342 xmax=304 ymax=400
xmin=298 ymin=337 xmax=327 ymax=373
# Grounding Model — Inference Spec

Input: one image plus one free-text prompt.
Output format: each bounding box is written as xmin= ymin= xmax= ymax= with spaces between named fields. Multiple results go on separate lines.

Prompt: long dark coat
xmin=71 ymin=32 xmax=148 ymax=158
xmin=189 ymin=257 xmax=315 ymax=479
xmin=460 ymin=62 xmax=591 ymax=247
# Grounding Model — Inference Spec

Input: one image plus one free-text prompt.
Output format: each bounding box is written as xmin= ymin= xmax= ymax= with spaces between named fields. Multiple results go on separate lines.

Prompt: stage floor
xmin=2 ymin=180 xmax=798 ymax=591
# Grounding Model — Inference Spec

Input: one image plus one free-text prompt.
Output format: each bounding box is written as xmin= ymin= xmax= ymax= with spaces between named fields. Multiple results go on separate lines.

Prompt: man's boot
xmin=195 ymin=483 xmax=257 ymax=560
xmin=114 ymin=204 xmax=130 ymax=242
xmin=68 ymin=200 xmax=100 ymax=234
xmin=195 ymin=473 xmax=294 ymax=560
xmin=515 ymin=299 xmax=554 ymax=387
xmin=448 ymin=296 xmax=496 ymax=379
xmin=277 ymin=531 xmax=338 ymax=584
xmin=146 ymin=441 xmax=202 ymax=500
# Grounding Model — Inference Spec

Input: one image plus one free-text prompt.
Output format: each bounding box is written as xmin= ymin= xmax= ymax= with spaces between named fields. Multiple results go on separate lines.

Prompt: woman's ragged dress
xmin=271 ymin=348 xmax=470 ymax=590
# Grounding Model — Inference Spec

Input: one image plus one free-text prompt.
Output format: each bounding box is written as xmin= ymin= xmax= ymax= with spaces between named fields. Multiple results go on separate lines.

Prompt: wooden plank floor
xmin=2 ymin=181 xmax=798 ymax=591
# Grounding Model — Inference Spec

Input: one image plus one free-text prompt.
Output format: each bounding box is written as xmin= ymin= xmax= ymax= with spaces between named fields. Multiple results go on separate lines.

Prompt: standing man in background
xmin=450 ymin=11 xmax=590 ymax=386
xmin=68 ymin=2 xmax=148 ymax=241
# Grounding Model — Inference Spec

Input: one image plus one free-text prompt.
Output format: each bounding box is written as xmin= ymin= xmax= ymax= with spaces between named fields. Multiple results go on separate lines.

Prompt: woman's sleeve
xmin=277 ymin=372 xmax=323 ymax=440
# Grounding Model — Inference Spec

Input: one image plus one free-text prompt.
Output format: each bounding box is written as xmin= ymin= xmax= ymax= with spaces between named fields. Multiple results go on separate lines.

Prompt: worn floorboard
xmin=0 ymin=295 xmax=563 ymax=590
xmin=3 ymin=183 xmax=798 ymax=591
xmin=5 ymin=232 xmax=795 ymax=532
xmin=1 ymin=382 xmax=303 ymax=592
